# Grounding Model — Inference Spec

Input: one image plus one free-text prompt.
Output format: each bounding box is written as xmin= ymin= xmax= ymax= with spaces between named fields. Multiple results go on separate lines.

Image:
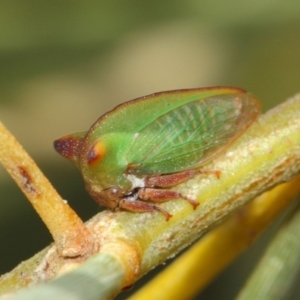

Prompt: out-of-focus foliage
xmin=0 ymin=1 xmax=300 ymax=299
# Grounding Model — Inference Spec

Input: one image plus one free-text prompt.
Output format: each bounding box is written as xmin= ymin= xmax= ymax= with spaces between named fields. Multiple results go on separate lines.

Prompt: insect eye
xmin=87 ymin=141 xmax=106 ymax=166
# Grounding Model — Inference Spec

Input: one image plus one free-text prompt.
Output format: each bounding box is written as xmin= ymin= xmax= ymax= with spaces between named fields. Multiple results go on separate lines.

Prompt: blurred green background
xmin=0 ymin=1 xmax=300 ymax=299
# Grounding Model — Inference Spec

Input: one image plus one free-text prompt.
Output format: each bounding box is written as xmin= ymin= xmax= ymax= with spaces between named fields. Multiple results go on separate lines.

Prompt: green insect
xmin=54 ymin=87 xmax=260 ymax=220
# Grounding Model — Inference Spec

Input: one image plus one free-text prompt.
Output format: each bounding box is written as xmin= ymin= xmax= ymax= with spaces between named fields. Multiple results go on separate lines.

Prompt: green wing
xmin=126 ymin=93 xmax=259 ymax=175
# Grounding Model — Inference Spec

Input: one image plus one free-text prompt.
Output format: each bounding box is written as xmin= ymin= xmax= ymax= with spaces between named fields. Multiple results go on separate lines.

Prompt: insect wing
xmin=126 ymin=92 xmax=260 ymax=175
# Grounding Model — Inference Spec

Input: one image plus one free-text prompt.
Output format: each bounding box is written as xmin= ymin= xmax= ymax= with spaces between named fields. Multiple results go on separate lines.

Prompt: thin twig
xmin=0 ymin=121 xmax=95 ymax=257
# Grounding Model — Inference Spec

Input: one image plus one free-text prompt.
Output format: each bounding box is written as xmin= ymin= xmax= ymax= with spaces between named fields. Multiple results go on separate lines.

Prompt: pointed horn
xmin=54 ymin=132 xmax=86 ymax=165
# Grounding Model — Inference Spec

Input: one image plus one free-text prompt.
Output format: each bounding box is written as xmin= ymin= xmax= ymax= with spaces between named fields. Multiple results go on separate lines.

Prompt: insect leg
xmin=119 ymin=199 xmax=172 ymax=221
xmin=138 ymin=188 xmax=199 ymax=209
xmin=145 ymin=169 xmax=220 ymax=187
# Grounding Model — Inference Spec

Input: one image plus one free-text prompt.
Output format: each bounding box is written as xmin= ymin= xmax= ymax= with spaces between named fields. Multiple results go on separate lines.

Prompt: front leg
xmin=138 ymin=188 xmax=199 ymax=209
xmin=119 ymin=187 xmax=198 ymax=221
xmin=119 ymin=198 xmax=172 ymax=221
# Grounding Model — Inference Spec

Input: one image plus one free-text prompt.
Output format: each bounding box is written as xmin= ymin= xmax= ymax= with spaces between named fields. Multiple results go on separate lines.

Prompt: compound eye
xmin=87 ymin=141 xmax=106 ymax=166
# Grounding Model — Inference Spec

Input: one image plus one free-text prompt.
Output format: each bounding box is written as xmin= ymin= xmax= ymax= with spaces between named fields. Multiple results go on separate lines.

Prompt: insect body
xmin=54 ymin=87 xmax=260 ymax=220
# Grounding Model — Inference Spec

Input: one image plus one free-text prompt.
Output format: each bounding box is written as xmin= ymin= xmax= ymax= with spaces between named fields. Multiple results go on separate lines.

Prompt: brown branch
xmin=0 ymin=121 xmax=95 ymax=257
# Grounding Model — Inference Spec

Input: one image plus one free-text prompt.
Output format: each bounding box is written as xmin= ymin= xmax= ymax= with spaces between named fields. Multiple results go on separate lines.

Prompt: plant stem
xmin=0 ymin=121 xmax=94 ymax=257
xmin=236 ymin=200 xmax=300 ymax=300
xmin=130 ymin=175 xmax=300 ymax=300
